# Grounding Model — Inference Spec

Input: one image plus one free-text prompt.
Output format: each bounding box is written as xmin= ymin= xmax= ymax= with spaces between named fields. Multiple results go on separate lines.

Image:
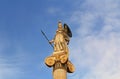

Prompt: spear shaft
xmin=41 ymin=30 xmax=54 ymax=49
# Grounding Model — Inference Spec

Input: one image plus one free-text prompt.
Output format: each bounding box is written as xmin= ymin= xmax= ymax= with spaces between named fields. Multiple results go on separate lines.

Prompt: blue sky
xmin=0 ymin=0 xmax=120 ymax=79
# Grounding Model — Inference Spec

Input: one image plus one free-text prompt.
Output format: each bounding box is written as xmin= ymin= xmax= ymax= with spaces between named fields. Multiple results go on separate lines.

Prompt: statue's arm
xmin=64 ymin=33 xmax=70 ymax=45
xmin=49 ymin=39 xmax=54 ymax=44
xmin=66 ymin=38 xmax=70 ymax=45
xmin=49 ymin=34 xmax=56 ymax=44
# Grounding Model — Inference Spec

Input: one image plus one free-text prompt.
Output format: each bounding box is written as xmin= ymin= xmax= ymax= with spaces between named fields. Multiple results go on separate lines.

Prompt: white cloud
xmin=0 ymin=37 xmax=26 ymax=79
xmin=0 ymin=58 xmax=23 ymax=79
xmin=68 ymin=0 xmax=120 ymax=79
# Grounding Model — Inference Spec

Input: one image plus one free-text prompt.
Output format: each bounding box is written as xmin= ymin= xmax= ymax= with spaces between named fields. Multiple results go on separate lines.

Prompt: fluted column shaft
xmin=53 ymin=61 xmax=67 ymax=79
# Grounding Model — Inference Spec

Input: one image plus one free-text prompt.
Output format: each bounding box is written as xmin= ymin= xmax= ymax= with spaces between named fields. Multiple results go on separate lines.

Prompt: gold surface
xmin=44 ymin=21 xmax=75 ymax=79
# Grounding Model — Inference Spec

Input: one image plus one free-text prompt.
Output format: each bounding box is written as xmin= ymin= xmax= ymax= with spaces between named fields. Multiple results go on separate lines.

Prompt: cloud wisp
xmin=68 ymin=0 xmax=120 ymax=79
xmin=0 ymin=37 xmax=28 ymax=79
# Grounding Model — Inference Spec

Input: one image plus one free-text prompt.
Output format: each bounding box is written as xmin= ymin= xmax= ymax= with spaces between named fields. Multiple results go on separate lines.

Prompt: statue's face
xmin=58 ymin=22 xmax=62 ymax=28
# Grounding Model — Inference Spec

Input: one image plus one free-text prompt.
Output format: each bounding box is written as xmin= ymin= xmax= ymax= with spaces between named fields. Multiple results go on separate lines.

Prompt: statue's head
xmin=58 ymin=21 xmax=63 ymax=30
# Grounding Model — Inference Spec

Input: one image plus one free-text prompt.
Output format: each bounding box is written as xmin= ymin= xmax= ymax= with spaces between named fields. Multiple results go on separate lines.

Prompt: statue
xmin=44 ymin=21 xmax=75 ymax=79
xmin=49 ymin=22 xmax=70 ymax=56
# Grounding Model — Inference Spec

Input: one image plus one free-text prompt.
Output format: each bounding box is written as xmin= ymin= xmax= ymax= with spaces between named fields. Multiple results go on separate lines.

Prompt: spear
xmin=41 ymin=30 xmax=54 ymax=49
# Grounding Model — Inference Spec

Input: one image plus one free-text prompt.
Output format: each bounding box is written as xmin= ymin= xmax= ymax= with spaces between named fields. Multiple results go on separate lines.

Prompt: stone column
xmin=53 ymin=61 xmax=67 ymax=79
xmin=45 ymin=54 xmax=75 ymax=79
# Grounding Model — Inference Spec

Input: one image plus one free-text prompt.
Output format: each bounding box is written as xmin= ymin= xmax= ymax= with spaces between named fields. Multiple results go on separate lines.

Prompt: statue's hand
xmin=49 ymin=41 xmax=52 ymax=44
xmin=49 ymin=40 xmax=54 ymax=44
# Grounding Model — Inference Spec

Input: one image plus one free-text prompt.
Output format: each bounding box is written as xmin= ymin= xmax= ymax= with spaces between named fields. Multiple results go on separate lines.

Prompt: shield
xmin=64 ymin=23 xmax=72 ymax=37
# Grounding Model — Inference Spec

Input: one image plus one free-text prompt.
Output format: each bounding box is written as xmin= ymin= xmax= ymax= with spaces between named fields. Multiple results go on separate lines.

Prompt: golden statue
xmin=50 ymin=22 xmax=69 ymax=55
xmin=44 ymin=21 xmax=75 ymax=79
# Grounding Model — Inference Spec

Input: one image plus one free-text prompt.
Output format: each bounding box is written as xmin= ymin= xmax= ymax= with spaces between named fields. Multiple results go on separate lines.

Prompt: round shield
xmin=64 ymin=23 xmax=72 ymax=37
